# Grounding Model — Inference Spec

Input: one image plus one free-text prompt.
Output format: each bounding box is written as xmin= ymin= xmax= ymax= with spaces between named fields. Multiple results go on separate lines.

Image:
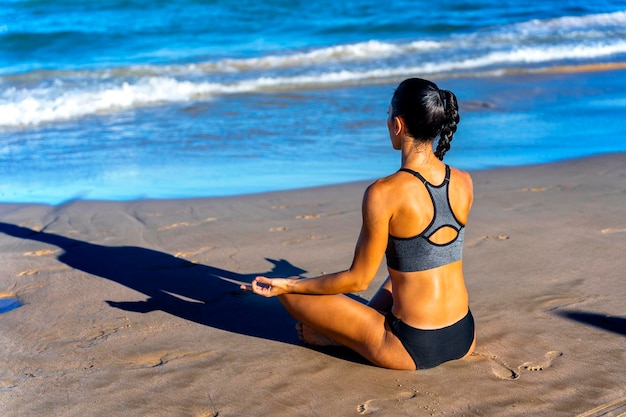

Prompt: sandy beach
xmin=1 ymin=153 xmax=625 ymax=416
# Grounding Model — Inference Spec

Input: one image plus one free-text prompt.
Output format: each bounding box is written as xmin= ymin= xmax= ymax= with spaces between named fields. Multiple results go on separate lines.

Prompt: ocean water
xmin=1 ymin=0 xmax=626 ymax=204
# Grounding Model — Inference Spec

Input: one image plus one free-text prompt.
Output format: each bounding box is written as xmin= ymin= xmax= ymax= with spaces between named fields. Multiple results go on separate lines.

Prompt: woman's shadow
xmin=0 ymin=221 xmax=311 ymax=344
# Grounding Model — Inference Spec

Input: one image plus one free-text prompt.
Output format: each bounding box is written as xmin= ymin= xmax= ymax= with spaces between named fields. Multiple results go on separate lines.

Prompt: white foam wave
xmin=450 ymin=41 xmax=626 ymax=69
xmin=0 ymin=39 xmax=442 ymax=82
xmin=115 ymin=12 xmax=626 ymax=77
xmin=3 ymin=30 xmax=626 ymax=128
xmin=188 ymin=12 xmax=626 ymax=75
xmin=521 ymin=10 xmax=626 ymax=30
xmin=192 ymin=39 xmax=442 ymax=73
xmin=0 ymin=78 xmax=218 ymax=127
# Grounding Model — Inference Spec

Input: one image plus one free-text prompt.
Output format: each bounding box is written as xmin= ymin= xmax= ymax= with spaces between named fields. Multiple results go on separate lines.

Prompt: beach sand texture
xmin=1 ymin=153 xmax=625 ymax=416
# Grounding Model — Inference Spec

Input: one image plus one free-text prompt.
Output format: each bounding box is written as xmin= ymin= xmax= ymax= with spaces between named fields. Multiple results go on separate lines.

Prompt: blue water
xmin=1 ymin=0 xmax=626 ymax=204
xmin=0 ymin=297 xmax=21 ymax=314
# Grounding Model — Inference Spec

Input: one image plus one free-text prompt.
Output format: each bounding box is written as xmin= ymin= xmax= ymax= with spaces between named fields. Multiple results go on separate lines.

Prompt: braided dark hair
xmin=435 ymin=89 xmax=460 ymax=160
xmin=390 ymin=78 xmax=460 ymax=160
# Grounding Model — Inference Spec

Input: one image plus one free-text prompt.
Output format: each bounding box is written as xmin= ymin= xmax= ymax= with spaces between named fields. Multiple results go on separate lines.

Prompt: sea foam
xmin=2 ymin=11 xmax=625 ymax=129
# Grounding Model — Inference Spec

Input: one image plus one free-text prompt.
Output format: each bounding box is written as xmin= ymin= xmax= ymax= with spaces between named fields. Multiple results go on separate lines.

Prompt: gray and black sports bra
xmin=386 ymin=165 xmax=465 ymax=272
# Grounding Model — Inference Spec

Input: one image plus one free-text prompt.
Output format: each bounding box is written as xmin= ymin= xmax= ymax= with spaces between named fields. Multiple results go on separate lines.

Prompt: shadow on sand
xmin=0 ymin=221 xmax=341 ymax=346
xmin=555 ymin=309 xmax=626 ymax=337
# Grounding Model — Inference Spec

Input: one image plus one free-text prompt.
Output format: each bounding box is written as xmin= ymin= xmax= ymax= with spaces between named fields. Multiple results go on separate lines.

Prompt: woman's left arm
xmin=242 ymin=181 xmax=391 ymax=297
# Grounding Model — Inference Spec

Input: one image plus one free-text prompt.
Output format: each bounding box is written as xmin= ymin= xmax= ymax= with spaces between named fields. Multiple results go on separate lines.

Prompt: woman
xmin=241 ymin=78 xmax=475 ymax=370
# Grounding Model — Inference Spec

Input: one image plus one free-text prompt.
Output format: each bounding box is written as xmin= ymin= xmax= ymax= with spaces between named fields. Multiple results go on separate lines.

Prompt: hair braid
xmin=435 ymin=89 xmax=460 ymax=160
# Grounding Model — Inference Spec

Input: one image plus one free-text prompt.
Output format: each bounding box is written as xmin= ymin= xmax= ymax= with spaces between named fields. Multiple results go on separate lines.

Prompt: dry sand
xmin=1 ymin=153 xmax=625 ymax=416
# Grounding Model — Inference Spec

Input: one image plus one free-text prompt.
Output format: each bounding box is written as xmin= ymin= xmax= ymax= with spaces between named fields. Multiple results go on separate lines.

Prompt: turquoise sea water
xmin=1 ymin=1 xmax=626 ymax=204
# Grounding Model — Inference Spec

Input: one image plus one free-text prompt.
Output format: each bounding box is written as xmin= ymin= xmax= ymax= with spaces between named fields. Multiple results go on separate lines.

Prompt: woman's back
xmin=381 ymin=161 xmax=473 ymax=329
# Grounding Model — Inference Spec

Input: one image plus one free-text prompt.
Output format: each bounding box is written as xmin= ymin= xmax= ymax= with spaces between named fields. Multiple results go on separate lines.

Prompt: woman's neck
xmin=400 ymin=140 xmax=437 ymax=168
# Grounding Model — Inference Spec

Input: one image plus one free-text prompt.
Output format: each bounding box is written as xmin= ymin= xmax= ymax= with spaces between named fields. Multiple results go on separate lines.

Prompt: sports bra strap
xmin=399 ymin=165 xmax=450 ymax=186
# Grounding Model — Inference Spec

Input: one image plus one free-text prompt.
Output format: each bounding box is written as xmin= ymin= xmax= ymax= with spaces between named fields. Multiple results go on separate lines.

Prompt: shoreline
xmin=1 ymin=153 xmax=626 ymax=416
xmin=1 ymin=150 xmax=624 ymax=207
xmin=4 ymin=64 xmax=626 ymax=205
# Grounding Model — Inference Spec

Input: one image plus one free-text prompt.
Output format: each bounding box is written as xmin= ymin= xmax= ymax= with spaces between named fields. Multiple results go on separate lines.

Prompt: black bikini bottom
xmin=386 ymin=309 xmax=474 ymax=370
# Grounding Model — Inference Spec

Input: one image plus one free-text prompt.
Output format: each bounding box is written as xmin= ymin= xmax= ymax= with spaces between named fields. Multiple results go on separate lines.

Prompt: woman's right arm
xmin=243 ymin=181 xmax=392 ymax=297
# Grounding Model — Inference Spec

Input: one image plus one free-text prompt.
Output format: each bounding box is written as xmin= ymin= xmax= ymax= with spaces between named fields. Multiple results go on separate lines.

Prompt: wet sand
xmin=1 ymin=153 xmax=625 ymax=416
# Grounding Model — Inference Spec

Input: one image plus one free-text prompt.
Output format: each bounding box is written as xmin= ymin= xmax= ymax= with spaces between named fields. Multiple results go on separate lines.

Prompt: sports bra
xmin=386 ymin=165 xmax=465 ymax=272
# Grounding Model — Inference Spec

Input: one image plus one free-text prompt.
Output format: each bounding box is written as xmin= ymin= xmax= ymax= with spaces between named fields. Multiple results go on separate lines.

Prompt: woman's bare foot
xmin=296 ymin=322 xmax=341 ymax=346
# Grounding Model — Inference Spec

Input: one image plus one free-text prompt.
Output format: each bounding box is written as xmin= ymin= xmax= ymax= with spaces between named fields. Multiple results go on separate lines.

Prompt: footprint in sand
xmin=175 ymin=245 xmax=215 ymax=259
xmin=521 ymin=184 xmax=578 ymax=192
xmin=470 ymin=352 xmax=519 ymax=380
xmin=282 ymin=234 xmax=330 ymax=245
xmin=295 ymin=213 xmax=321 ymax=220
xmin=17 ymin=265 xmax=69 ymax=276
xmin=521 ymin=186 xmax=550 ymax=192
xmin=519 ymin=350 xmax=562 ymax=372
xmin=601 ymin=227 xmax=626 ymax=234
xmin=466 ymin=234 xmax=510 ymax=248
xmin=357 ymin=390 xmax=417 ymax=415
xmin=487 ymin=355 xmax=519 ymax=380
xmin=23 ymin=249 xmax=56 ymax=256
xmin=157 ymin=217 xmax=217 ymax=231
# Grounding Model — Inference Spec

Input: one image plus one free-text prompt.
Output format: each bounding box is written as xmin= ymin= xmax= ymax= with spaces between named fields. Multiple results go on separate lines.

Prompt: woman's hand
xmin=240 ymin=276 xmax=294 ymax=297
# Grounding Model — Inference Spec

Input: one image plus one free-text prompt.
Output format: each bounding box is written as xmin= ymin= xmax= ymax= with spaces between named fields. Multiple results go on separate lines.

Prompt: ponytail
xmin=435 ymin=90 xmax=460 ymax=161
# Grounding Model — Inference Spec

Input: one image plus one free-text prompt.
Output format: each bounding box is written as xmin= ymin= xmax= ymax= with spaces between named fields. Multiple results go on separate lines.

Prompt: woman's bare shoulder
xmin=449 ymin=166 xmax=473 ymax=189
xmin=363 ymin=172 xmax=408 ymax=209
xmin=367 ymin=171 xmax=410 ymax=196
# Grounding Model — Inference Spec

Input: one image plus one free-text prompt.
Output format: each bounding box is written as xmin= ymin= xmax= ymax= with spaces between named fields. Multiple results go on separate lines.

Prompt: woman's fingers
xmin=241 ymin=276 xmax=291 ymax=297
xmin=240 ymin=277 xmax=269 ymax=292
xmin=251 ymin=276 xmax=274 ymax=297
